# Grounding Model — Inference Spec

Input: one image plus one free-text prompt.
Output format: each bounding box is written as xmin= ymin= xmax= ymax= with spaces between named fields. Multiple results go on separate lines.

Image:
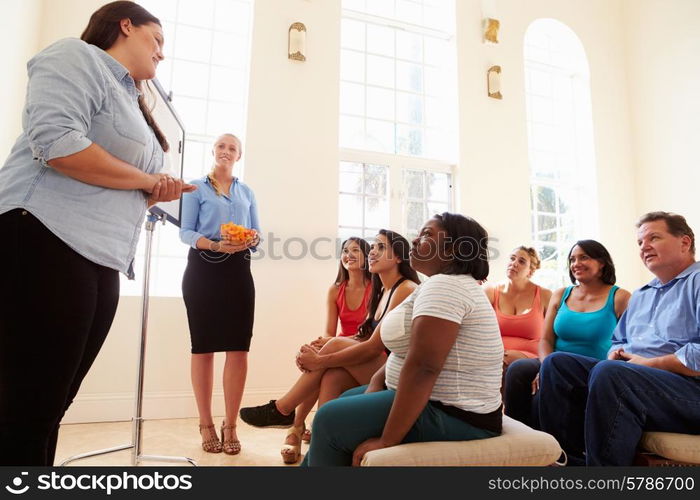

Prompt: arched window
xmin=524 ymin=19 xmax=598 ymax=288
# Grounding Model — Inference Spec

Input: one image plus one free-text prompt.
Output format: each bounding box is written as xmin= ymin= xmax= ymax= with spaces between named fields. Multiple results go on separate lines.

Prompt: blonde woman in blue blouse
xmin=180 ymin=133 xmax=260 ymax=455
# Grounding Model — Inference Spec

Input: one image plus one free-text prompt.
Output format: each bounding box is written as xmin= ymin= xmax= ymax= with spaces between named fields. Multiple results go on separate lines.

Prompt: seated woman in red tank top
xmin=484 ymin=246 xmax=552 ymax=373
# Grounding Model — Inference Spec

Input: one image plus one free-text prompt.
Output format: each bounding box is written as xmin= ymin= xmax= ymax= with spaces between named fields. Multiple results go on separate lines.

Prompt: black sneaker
xmin=239 ymin=400 xmax=295 ymax=428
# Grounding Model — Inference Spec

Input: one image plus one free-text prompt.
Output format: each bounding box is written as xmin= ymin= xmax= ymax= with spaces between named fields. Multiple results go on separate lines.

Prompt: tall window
xmin=524 ymin=19 xmax=598 ymax=289
xmin=121 ymin=0 xmax=253 ymax=297
xmin=338 ymin=0 xmax=457 ymax=240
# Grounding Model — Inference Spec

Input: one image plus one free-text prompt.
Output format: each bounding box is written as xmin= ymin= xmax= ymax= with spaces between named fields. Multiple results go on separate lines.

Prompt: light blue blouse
xmin=0 ymin=38 xmax=164 ymax=278
xmin=179 ymin=176 xmax=260 ymax=250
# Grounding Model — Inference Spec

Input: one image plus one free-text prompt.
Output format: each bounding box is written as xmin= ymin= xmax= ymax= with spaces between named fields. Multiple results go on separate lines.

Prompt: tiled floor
xmin=55 ymin=417 xmax=307 ymax=467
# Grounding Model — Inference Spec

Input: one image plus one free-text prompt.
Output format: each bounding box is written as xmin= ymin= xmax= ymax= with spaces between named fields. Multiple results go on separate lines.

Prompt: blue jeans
xmin=539 ymin=352 xmax=700 ymax=466
xmin=302 ymin=386 xmax=498 ymax=466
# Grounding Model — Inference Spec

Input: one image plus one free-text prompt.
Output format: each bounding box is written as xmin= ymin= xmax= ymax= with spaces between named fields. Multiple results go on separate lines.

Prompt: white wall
xmin=0 ymin=0 xmax=43 ymax=159
xmin=623 ymin=0 xmax=700 ymax=282
xmin=1 ymin=0 xmax=694 ymax=423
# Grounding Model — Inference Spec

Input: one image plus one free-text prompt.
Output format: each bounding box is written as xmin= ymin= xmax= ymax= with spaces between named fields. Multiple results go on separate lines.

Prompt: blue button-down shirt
xmin=610 ymin=261 xmax=700 ymax=372
xmin=180 ymin=176 xmax=260 ymax=249
xmin=0 ymin=38 xmax=164 ymax=278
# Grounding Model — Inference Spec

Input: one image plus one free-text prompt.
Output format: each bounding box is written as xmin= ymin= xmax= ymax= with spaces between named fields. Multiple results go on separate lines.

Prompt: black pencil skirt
xmin=182 ymin=247 xmax=255 ymax=353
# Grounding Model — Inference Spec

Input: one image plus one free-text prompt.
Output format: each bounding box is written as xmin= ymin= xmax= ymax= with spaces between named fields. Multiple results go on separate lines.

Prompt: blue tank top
xmin=553 ymin=285 xmax=619 ymax=360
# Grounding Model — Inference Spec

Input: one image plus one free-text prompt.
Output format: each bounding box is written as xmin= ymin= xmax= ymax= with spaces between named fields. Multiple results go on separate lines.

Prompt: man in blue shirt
xmin=538 ymin=212 xmax=700 ymax=465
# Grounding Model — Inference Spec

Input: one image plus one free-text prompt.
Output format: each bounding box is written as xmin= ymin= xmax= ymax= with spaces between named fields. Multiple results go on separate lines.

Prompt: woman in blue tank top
xmin=504 ymin=240 xmax=630 ymax=429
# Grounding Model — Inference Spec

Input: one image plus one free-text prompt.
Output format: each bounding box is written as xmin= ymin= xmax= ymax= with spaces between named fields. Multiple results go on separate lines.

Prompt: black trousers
xmin=503 ymin=357 xmax=541 ymax=429
xmin=0 ymin=209 xmax=119 ymax=465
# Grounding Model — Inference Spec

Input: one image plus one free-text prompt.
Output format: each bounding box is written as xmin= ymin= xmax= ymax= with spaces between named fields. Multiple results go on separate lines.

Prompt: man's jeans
xmin=538 ymin=352 xmax=700 ymax=465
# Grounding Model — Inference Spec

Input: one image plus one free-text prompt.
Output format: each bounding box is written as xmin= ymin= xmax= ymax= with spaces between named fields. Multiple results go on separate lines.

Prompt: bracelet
xmin=209 ymin=240 xmax=221 ymax=252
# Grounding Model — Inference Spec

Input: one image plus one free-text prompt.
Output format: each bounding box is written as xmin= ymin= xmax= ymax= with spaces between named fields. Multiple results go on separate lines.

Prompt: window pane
xmin=339 ymin=194 xmax=364 ymax=227
xmin=175 ymin=96 xmax=207 ymax=135
xmin=396 ymin=30 xmax=422 ymax=62
xmin=406 ymin=201 xmax=425 ymax=231
xmin=427 ymin=172 xmax=450 ymax=202
xmin=339 ymin=115 xmax=365 ymax=149
xmin=396 ymin=61 xmax=423 ymax=92
xmin=366 ymin=87 xmax=395 ymax=121
xmin=142 ymin=0 xmax=177 ymax=22
xmin=171 ymin=60 xmax=210 ymax=98
xmin=207 ymin=101 xmax=242 ymax=137
xmin=214 ymin=0 xmax=250 ymax=33
xmin=340 ymin=50 xmax=365 ymax=83
xmin=177 ymin=0 xmax=215 ymax=28
xmin=367 ymin=24 xmax=395 ymax=57
xmin=212 ymin=32 xmax=248 ymax=69
xmin=396 ymin=92 xmax=423 ymax=125
xmin=395 ymin=0 xmax=422 ymax=25
xmin=341 ymin=18 xmax=365 ymax=51
xmin=534 ymin=185 xmax=556 ymax=213
xmin=209 ymin=67 xmax=243 ymax=102
xmin=537 ymin=214 xmax=557 ymax=233
xmin=427 ymin=202 xmax=448 ymax=218
xmin=366 ymin=55 xmax=394 ymax=88
xmin=364 ymin=164 xmax=388 ymax=195
xmin=404 ymin=170 xmax=424 ymax=198
xmin=339 ymin=162 xmax=363 ymax=193
xmin=396 ymin=124 xmax=423 ymax=155
xmin=366 ymin=119 xmax=395 ymax=153
xmin=340 ymin=82 xmax=366 ymax=115
xmin=174 ymin=25 xmax=213 ymax=63
xmin=365 ymin=197 xmax=389 ymax=228
xmin=183 ymin=140 xmax=206 ymax=180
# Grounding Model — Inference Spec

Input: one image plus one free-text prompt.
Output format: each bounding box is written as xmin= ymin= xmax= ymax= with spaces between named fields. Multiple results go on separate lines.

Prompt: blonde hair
xmin=208 ymin=134 xmax=242 ymax=196
xmin=514 ymin=246 xmax=541 ymax=273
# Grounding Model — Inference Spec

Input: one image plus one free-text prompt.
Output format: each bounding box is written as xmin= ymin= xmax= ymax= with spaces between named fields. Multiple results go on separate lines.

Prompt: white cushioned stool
xmin=361 ymin=415 xmax=562 ymax=466
xmin=635 ymin=432 xmax=700 ymax=466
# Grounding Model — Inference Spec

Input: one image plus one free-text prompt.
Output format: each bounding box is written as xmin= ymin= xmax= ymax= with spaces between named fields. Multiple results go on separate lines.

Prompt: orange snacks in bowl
xmin=221 ymin=222 xmax=257 ymax=244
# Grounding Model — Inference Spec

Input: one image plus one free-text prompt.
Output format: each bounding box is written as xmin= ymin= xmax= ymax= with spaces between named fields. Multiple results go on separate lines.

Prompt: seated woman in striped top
xmin=301 ymin=213 xmax=504 ymax=466
xmin=240 ymin=231 xmax=419 ymax=464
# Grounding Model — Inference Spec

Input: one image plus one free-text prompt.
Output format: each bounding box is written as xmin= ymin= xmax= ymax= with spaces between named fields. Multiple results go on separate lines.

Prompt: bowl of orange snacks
xmin=221 ymin=222 xmax=257 ymax=244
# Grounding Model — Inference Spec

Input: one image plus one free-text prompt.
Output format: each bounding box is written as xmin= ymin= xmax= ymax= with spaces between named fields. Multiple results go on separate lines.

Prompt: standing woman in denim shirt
xmin=180 ymin=133 xmax=260 ymax=455
xmin=0 ymin=1 xmax=194 ymax=465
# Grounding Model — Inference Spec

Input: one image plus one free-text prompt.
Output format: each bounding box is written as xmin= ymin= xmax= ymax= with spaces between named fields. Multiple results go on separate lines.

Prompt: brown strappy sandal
xmin=199 ymin=424 xmax=223 ymax=453
xmin=221 ymin=421 xmax=242 ymax=455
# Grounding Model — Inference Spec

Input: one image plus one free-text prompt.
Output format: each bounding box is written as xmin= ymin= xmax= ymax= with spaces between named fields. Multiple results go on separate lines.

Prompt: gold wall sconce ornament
xmin=482 ymin=18 xmax=500 ymax=44
xmin=487 ymin=65 xmax=502 ymax=99
xmin=288 ymin=22 xmax=307 ymax=62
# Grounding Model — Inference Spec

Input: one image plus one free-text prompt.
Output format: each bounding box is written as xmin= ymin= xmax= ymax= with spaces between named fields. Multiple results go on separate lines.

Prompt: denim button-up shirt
xmin=0 ymin=38 xmax=164 ymax=278
xmin=180 ymin=176 xmax=260 ymax=250
xmin=610 ymin=261 xmax=700 ymax=372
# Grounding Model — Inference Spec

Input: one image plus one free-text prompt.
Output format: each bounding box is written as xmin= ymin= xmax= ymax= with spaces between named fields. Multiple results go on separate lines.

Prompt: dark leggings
xmin=0 ymin=209 xmax=119 ymax=465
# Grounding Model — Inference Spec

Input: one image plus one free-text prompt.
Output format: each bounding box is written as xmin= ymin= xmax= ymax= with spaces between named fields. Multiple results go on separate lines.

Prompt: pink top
xmin=335 ymin=281 xmax=372 ymax=337
xmin=494 ymin=285 xmax=544 ymax=358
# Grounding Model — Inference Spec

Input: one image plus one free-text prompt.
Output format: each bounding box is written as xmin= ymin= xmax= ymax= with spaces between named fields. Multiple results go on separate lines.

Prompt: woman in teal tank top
xmin=504 ymin=240 xmax=630 ymax=429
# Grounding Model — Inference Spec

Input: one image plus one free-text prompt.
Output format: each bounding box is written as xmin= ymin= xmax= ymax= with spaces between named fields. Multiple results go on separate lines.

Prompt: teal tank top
xmin=553 ymin=285 xmax=619 ymax=360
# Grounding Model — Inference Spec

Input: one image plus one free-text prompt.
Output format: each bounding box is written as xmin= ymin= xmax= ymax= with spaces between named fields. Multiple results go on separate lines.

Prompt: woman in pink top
xmin=484 ymin=247 xmax=552 ymax=374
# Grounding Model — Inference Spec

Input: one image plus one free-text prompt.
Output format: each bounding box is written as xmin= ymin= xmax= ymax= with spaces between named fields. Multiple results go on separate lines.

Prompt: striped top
xmin=381 ymin=273 xmax=503 ymax=414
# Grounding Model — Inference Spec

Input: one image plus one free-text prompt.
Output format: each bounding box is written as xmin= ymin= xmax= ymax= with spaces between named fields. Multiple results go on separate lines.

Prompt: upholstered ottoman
xmin=361 ymin=415 xmax=562 ymax=466
xmin=635 ymin=432 xmax=700 ymax=466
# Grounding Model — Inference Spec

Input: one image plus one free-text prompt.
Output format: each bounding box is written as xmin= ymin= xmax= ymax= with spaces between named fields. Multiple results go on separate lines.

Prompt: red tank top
xmin=336 ymin=281 xmax=372 ymax=336
xmin=494 ymin=285 xmax=544 ymax=358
